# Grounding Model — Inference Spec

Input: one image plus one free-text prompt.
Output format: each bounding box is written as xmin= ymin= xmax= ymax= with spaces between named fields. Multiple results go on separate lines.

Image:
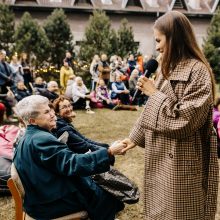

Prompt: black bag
xmin=92 ymin=167 xmax=140 ymax=204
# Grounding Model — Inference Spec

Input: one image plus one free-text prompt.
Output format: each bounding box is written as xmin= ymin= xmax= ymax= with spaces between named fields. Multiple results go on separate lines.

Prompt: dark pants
xmin=116 ymin=93 xmax=130 ymax=105
xmin=0 ymin=98 xmax=13 ymax=117
xmin=27 ymin=180 xmax=124 ymax=220
xmin=103 ymin=100 xmax=115 ymax=109
xmin=72 ymin=98 xmax=87 ymax=109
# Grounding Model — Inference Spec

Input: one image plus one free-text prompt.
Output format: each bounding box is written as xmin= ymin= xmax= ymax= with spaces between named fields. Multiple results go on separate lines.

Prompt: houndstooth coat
xmin=129 ymin=59 xmax=219 ymax=220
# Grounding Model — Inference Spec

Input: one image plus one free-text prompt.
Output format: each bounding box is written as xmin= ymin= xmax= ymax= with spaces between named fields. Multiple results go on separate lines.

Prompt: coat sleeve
xmin=131 ymin=62 xmax=213 ymax=139
xmin=33 ymin=133 xmax=110 ymax=177
xmin=129 ymin=116 xmax=146 ymax=148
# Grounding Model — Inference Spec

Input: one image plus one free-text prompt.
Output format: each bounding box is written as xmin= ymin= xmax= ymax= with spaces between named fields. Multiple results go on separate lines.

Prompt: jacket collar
xmin=26 ymin=124 xmax=50 ymax=133
xmin=169 ymin=59 xmax=197 ymax=81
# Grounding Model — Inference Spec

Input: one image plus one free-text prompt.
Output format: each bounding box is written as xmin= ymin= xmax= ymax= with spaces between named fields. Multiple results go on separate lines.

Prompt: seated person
xmin=129 ymin=69 xmax=146 ymax=106
xmin=53 ymin=96 xmax=113 ymax=156
xmin=128 ymin=69 xmax=139 ymax=97
xmin=96 ymin=79 xmax=115 ymax=109
xmin=71 ymin=76 xmax=95 ymax=114
xmin=64 ymin=74 xmax=76 ymax=99
xmin=32 ymin=76 xmax=47 ymax=89
xmin=13 ymin=81 xmax=31 ymax=102
xmin=36 ymin=80 xmax=59 ymax=102
xmin=13 ymin=95 xmax=125 ymax=220
xmin=111 ymin=74 xmax=130 ymax=105
xmin=0 ymin=91 xmax=18 ymax=123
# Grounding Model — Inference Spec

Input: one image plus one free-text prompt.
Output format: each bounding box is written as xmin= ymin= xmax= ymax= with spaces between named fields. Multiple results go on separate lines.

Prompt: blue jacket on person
xmin=53 ymin=117 xmax=115 ymax=165
xmin=0 ymin=61 xmax=13 ymax=86
xmin=13 ymin=125 xmax=123 ymax=220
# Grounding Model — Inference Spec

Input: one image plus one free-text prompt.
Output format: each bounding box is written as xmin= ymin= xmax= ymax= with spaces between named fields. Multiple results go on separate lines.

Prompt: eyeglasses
xmin=59 ymin=104 xmax=72 ymax=110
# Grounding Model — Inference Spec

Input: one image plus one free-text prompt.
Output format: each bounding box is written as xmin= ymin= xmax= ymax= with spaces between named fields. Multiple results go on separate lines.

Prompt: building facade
xmin=2 ymin=0 xmax=220 ymax=56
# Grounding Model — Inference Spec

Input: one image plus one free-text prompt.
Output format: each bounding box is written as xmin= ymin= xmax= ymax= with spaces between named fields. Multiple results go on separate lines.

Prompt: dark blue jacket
xmin=53 ymin=117 xmax=115 ymax=165
xmin=0 ymin=61 xmax=13 ymax=86
xmin=13 ymin=88 xmax=31 ymax=101
xmin=13 ymin=125 xmax=111 ymax=213
xmin=54 ymin=117 xmax=108 ymax=153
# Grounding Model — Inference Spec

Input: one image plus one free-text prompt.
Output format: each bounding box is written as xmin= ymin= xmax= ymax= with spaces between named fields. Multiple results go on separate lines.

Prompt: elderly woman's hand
xmin=108 ymin=141 xmax=126 ymax=155
xmin=136 ymin=76 xmax=158 ymax=96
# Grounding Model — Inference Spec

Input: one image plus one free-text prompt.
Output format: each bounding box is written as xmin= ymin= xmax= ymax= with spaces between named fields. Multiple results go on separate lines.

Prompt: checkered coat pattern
xmin=129 ymin=59 xmax=219 ymax=220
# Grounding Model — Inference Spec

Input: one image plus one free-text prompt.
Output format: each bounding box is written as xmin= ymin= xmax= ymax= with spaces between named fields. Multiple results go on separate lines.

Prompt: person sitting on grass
xmin=129 ymin=69 xmax=146 ymax=106
xmin=96 ymin=79 xmax=115 ymax=109
xmin=13 ymin=95 xmax=125 ymax=220
xmin=0 ymin=90 xmax=18 ymax=123
xmin=13 ymin=81 xmax=31 ymax=102
xmin=111 ymin=74 xmax=130 ymax=105
xmin=64 ymin=74 xmax=76 ymax=99
xmin=36 ymin=80 xmax=59 ymax=102
xmin=71 ymin=76 xmax=95 ymax=114
xmin=32 ymin=77 xmax=47 ymax=89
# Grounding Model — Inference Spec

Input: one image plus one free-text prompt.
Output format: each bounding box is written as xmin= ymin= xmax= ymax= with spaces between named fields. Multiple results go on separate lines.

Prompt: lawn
xmin=1 ymin=108 xmax=220 ymax=220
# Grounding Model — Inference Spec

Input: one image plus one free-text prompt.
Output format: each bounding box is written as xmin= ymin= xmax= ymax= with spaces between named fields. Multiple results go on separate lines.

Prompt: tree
xmin=109 ymin=29 xmax=118 ymax=56
xmin=44 ymin=8 xmax=74 ymax=67
xmin=117 ymin=18 xmax=138 ymax=58
xmin=14 ymin=12 xmax=49 ymax=65
xmin=79 ymin=10 xmax=113 ymax=62
xmin=203 ymin=8 xmax=220 ymax=83
xmin=0 ymin=3 xmax=15 ymax=53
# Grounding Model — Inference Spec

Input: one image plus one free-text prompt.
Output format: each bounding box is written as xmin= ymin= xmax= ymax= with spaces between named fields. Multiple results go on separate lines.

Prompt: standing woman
xmin=20 ymin=52 xmax=32 ymax=88
xmin=60 ymin=59 xmax=74 ymax=90
xmin=122 ymin=11 xmax=219 ymax=220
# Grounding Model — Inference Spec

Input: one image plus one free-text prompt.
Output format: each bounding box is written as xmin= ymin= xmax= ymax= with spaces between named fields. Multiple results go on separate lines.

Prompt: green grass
xmin=1 ymin=108 xmax=220 ymax=220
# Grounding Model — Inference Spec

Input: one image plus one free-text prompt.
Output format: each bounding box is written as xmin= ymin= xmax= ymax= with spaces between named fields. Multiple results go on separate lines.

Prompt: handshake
xmin=108 ymin=138 xmax=136 ymax=156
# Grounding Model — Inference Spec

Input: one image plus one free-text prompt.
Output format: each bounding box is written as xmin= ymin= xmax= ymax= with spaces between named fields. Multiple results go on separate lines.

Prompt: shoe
xmin=86 ymin=109 xmax=95 ymax=114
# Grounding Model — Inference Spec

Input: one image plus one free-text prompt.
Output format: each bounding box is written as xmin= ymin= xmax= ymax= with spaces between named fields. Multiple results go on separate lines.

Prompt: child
xmin=96 ymin=79 xmax=115 ymax=109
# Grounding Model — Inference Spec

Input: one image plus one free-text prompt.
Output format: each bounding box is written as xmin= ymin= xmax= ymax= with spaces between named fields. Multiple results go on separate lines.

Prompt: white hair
xmin=75 ymin=76 xmax=82 ymax=82
xmin=47 ymin=81 xmax=58 ymax=88
xmin=15 ymin=95 xmax=49 ymax=124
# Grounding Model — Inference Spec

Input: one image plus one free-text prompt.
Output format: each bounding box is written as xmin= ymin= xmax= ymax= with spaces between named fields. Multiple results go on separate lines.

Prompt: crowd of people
xmin=0 ymin=48 xmax=153 ymax=125
xmin=1 ymin=10 xmax=220 ymax=220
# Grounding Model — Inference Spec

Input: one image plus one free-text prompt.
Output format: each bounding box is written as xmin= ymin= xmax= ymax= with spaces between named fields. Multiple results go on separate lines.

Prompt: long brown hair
xmin=154 ymin=11 xmax=216 ymax=100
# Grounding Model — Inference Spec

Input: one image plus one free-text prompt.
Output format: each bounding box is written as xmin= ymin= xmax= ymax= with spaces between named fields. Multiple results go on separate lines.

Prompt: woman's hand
xmin=136 ymin=76 xmax=158 ymax=96
xmin=109 ymin=141 xmax=126 ymax=155
xmin=121 ymin=138 xmax=136 ymax=154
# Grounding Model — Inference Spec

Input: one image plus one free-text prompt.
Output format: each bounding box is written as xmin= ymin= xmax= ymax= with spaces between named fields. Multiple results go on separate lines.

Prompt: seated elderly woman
xmin=14 ymin=95 xmax=125 ymax=220
xmin=71 ymin=76 xmax=95 ymax=114
xmin=13 ymin=81 xmax=31 ymax=101
xmin=52 ymin=96 xmax=114 ymax=164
